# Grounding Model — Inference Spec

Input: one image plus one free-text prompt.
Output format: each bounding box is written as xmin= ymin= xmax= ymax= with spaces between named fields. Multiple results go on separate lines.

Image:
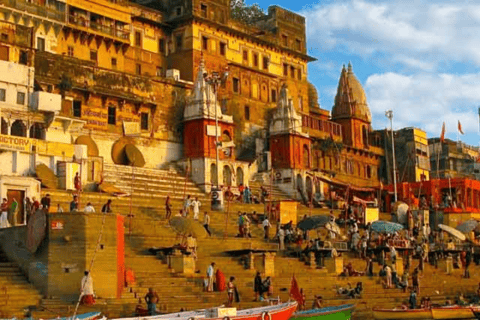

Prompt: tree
xmin=230 ymin=0 xmax=266 ymax=24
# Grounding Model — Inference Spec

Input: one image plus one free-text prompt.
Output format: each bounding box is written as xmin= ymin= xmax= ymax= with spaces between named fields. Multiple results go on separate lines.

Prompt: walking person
xmin=80 ymin=271 xmax=95 ymax=305
xmin=145 ymin=288 xmax=159 ymax=316
xmin=254 ymin=271 xmax=263 ymax=301
xmin=227 ymin=276 xmax=236 ymax=307
xmin=206 ymin=262 xmax=215 ymax=292
xmin=101 ymin=199 xmax=112 ymax=214
xmin=40 ymin=194 xmax=51 ymax=212
xmin=183 ymin=195 xmax=191 ymax=217
xmin=165 ymin=195 xmax=172 ymax=220
xmin=203 ymin=211 xmax=211 ymax=236
xmin=191 ymin=197 xmax=201 ymax=220
xmin=263 ymin=217 xmax=272 ymax=240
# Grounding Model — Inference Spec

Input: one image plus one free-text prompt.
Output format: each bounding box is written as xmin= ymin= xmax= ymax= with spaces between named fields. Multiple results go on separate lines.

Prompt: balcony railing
xmin=1 ymin=0 xmax=66 ymax=22
xmin=68 ymin=15 xmax=129 ymax=40
xmin=302 ymin=115 xmax=342 ymax=139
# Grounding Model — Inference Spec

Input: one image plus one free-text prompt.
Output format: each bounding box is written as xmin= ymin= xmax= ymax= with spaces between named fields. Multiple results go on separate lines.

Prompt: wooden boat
xmin=56 ymin=312 xmax=103 ymax=320
xmin=431 ymin=306 xmax=475 ymax=319
xmin=291 ymin=304 xmax=355 ymax=320
xmin=372 ymin=308 xmax=432 ymax=320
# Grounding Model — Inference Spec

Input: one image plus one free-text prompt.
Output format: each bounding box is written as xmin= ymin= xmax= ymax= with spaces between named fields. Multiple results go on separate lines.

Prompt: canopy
xmin=312 ymin=173 xmax=376 ymax=192
xmin=439 ymin=224 xmax=466 ymax=241
xmin=371 ymin=221 xmax=404 ymax=234
xmin=169 ymin=216 xmax=207 ymax=238
xmin=456 ymin=220 xmax=480 ymax=234
xmin=297 ymin=215 xmax=330 ymax=231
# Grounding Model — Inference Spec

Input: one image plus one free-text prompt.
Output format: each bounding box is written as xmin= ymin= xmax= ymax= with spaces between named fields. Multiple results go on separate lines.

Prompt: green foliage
xmin=230 ymin=0 xmax=266 ymax=24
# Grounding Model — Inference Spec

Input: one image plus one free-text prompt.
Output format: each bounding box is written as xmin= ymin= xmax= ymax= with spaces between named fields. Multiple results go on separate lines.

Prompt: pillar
xmin=263 ymin=252 xmax=275 ymax=277
xmin=445 ymin=255 xmax=453 ymax=275
xmin=248 ymin=252 xmax=255 ymax=270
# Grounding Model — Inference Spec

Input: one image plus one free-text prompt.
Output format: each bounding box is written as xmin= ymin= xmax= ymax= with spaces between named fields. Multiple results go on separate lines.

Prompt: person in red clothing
xmin=74 ymin=172 xmax=82 ymax=193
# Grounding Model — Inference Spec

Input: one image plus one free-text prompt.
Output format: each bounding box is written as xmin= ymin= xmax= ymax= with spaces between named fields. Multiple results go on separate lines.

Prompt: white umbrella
xmin=438 ymin=224 xmax=466 ymax=241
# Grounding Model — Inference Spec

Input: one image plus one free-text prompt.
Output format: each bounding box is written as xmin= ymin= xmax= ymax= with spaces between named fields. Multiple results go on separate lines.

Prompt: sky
xmin=253 ymin=0 xmax=480 ymax=146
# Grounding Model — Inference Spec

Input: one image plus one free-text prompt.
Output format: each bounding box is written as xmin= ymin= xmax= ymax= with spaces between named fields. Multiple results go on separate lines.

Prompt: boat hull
xmin=431 ymin=306 xmax=475 ymax=319
xmin=291 ymin=304 xmax=354 ymax=320
xmin=372 ymin=308 xmax=432 ymax=320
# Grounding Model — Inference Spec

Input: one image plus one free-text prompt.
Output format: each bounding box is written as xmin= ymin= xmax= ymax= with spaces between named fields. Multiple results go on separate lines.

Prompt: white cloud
xmin=365 ymin=72 xmax=480 ymax=140
xmin=301 ymin=0 xmax=480 ymax=70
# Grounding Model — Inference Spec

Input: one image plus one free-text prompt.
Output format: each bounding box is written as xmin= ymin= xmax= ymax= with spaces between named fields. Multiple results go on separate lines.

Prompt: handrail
xmin=68 ymin=15 xmax=129 ymax=40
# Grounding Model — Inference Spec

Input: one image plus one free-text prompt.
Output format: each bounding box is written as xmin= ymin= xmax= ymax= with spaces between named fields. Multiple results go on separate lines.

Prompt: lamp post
xmin=385 ymin=110 xmax=398 ymax=202
xmin=204 ymin=69 xmax=229 ymax=211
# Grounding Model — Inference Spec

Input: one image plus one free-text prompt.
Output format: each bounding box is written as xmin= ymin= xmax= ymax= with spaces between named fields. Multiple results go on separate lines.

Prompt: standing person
xmin=263 ymin=276 xmax=273 ymax=299
xmin=203 ymin=211 xmax=211 ymax=236
xmin=0 ymin=198 xmax=9 ymax=228
xmin=384 ymin=264 xmax=392 ymax=288
xmin=254 ymin=272 xmax=263 ymax=301
xmin=227 ymin=276 xmax=236 ymax=307
xmin=244 ymin=186 xmax=251 ymax=204
xmin=101 ymin=199 xmax=112 ymax=214
xmin=389 ymin=245 xmax=397 ymax=264
xmin=243 ymin=213 xmax=252 ymax=238
xmin=313 ymin=295 xmax=323 ymax=309
xmin=206 ymin=262 xmax=215 ymax=292
xmin=74 ymin=172 xmax=82 ymax=193
xmin=165 ymin=195 xmax=172 ymax=220
xmin=144 ymin=288 xmax=159 ymax=316
xmin=409 ymin=289 xmax=417 ymax=309
xmin=464 ymin=248 xmax=472 ymax=278
xmin=70 ymin=195 xmax=79 ymax=212
xmin=56 ymin=203 xmax=64 ymax=213
xmin=263 ymin=217 xmax=272 ymax=240
xmin=237 ymin=212 xmax=244 ymax=237
xmin=191 ymin=197 xmax=201 ymax=220
xmin=40 ymin=194 xmax=51 ymax=212
xmin=80 ymin=271 xmax=95 ymax=305
xmin=278 ymin=227 xmax=285 ymax=250
xmin=84 ymin=202 xmax=95 ymax=213
xmin=412 ymin=268 xmax=420 ymax=295
xmin=183 ymin=195 xmax=191 ymax=217
xmin=31 ymin=197 xmax=40 ymax=212
xmin=25 ymin=197 xmax=32 ymax=221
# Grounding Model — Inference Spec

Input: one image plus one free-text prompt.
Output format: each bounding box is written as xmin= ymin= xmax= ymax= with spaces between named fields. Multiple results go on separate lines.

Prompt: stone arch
xmin=210 ymin=163 xmax=218 ymax=186
xmin=223 ymin=165 xmax=232 ymax=186
xmin=11 ymin=120 xmax=26 ymax=137
xmin=236 ymin=167 xmax=244 ymax=186
xmin=29 ymin=123 xmax=46 ymax=140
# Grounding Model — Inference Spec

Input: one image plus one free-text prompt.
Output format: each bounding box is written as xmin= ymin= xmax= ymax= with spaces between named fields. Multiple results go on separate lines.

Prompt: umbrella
xmin=169 ymin=216 xmax=207 ymax=238
xmin=371 ymin=221 xmax=404 ymax=234
xmin=439 ymin=224 xmax=466 ymax=241
xmin=392 ymin=201 xmax=409 ymax=224
xmin=456 ymin=220 xmax=480 ymax=234
xmin=297 ymin=215 xmax=330 ymax=231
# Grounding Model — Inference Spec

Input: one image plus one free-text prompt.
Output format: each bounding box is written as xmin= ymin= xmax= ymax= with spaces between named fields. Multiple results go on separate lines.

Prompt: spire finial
xmin=347 ymin=61 xmax=352 ymax=73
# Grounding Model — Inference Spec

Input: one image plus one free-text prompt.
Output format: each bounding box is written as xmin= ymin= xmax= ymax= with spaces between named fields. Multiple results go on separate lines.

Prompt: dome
xmin=332 ymin=63 xmax=371 ymax=123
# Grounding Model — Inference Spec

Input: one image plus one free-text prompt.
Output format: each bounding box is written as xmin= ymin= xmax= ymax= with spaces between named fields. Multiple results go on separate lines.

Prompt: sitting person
xmin=312 ymin=295 xmax=322 ymax=309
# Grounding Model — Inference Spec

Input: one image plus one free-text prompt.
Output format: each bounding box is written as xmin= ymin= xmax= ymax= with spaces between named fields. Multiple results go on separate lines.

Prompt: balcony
xmin=302 ymin=114 xmax=342 ymax=141
xmin=67 ymin=14 xmax=129 ymax=41
xmin=0 ymin=0 xmax=66 ymax=23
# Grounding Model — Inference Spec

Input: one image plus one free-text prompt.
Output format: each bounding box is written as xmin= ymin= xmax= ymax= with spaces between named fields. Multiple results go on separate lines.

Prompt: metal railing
xmin=1 ymin=0 xmax=66 ymax=22
xmin=302 ymin=114 xmax=343 ymax=138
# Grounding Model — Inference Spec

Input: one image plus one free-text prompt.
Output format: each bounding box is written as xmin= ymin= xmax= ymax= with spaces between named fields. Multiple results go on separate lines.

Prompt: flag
xmin=440 ymin=122 xmax=446 ymax=143
xmin=458 ymin=120 xmax=464 ymax=135
xmin=289 ymin=275 xmax=304 ymax=306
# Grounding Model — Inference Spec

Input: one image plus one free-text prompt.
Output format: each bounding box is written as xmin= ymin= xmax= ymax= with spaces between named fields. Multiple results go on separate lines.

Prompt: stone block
xmin=263 ymin=252 xmax=275 ymax=277
xmin=169 ymin=252 xmax=195 ymax=275
xmin=326 ymin=257 xmax=343 ymax=275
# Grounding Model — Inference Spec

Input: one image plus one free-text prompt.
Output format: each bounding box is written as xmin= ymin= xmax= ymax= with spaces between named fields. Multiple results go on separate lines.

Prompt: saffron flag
xmin=290 ymin=275 xmax=304 ymax=306
xmin=440 ymin=122 xmax=446 ymax=143
xmin=458 ymin=120 xmax=464 ymax=135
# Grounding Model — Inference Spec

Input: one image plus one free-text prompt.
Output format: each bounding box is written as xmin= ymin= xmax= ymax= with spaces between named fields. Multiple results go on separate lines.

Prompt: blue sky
xmin=253 ymin=0 xmax=480 ymax=146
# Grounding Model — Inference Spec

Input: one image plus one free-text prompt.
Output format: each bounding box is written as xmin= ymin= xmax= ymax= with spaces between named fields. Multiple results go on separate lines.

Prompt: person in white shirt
xmin=191 ymin=197 xmax=201 ymax=220
xmin=263 ymin=218 xmax=272 ymax=240
xmin=80 ymin=271 xmax=95 ymax=305
xmin=203 ymin=211 xmax=211 ymax=236
xmin=278 ymin=227 xmax=285 ymax=250
xmin=84 ymin=202 xmax=95 ymax=213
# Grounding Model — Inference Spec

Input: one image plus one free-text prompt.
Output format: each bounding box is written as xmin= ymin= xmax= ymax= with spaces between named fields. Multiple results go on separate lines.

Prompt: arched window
xmin=303 ymin=144 xmax=310 ymax=168
xmin=30 ymin=123 xmax=46 ymax=140
xmin=366 ymin=165 xmax=372 ymax=178
xmin=222 ymin=130 xmax=231 ymax=142
xmin=223 ymin=165 xmax=232 ymax=186
xmin=236 ymin=167 xmax=244 ymax=186
xmin=11 ymin=120 xmax=26 ymax=137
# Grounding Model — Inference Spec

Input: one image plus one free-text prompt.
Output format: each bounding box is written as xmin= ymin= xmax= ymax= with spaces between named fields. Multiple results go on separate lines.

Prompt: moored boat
xmin=431 ymin=306 xmax=475 ymax=319
xmin=291 ymin=304 xmax=354 ymax=320
xmin=372 ymin=308 xmax=432 ymax=320
xmin=55 ymin=312 xmax=103 ymax=320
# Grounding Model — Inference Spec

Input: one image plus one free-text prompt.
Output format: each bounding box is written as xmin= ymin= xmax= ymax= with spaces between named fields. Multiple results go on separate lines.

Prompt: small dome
xmin=332 ymin=63 xmax=371 ymax=123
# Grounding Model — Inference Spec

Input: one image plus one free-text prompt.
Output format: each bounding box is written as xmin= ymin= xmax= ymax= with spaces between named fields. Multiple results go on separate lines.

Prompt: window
xmin=176 ymin=6 xmax=182 ymax=16
xmin=290 ymin=66 xmax=295 ymax=78
xmin=135 ymin=30 xmax=142 ymax=47
xmin=108 ymin=106 xmax=116 ymax=125
xmin=156 ymin=66 xmax=163 ymax=76
xmin=141 ymin=112 xmax=149 ymax=130
xmin=19 ymin=50 xmax=28 ymax=65
xmin=233 ymin=77 xmax=239 ymax=93
xmin=36 ymin=37 xmax=45 ymax=52
xmin=282 ymin=34 xmax=288 ymax=46
xmin=253 ymin=53 xmax=258 ymax=68
xmin=202 ymin=36 xmax=208 ymax=51
xmin=0 ymin=88 xmax=5 ymax=102
xmin=73 ymin=100 xmax=82 ymax=117
xmin=297 ymin=67 xmax=302 ymax=80
xmin=244 ymin=105 xmax=250 ymax=120
xmin=16 ymin=92 xmax=25 ymax=105
xmin=67 ymin=46 xmax=74 ymax=57
xmin=90 ymin=50 xmax=97 ymax=62
xmin=219 ymin=42 xmax=226 ymax=56
xmin=159 ymin=38 xmax=165 ymax=53
xmin=175 ymin=35 xmax=183 ymax=51
xmin=201 ymin=4 xmax=207 ymax=18
xmin=283 ymin=63 xmax=288 ymax=76
xmin=295 ymin=39 xmax=301 ymax=50
xmin=271 ymin=89 xmax=277 ymax=102
xmin=262 ymin=56 xmax=269 ymax=70
xmin=242 ymin=50 xmax=248 ymax=63
xmin=136 ymin=63 xmax=142 ymax=75
xmin=0 ymin=33 xmax=7 ymax=41
xmin=111 ymin=57 xmax=117 ymax=68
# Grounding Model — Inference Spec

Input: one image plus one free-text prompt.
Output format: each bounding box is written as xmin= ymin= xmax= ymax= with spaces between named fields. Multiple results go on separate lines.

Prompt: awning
xmin=312 ymin=172 xmax=376 ymax=192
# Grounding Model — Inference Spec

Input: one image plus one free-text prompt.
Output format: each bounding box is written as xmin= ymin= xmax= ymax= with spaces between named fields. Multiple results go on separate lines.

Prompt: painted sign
xmin=123 ymin=121 xmax=140 ymax=136
xmin=51 ymin=220 xmax=64 ymax=230
xmin=0 ymin=134 xmax=30 ymax=151
xmin=206 ymin=125 xmax=220 ymax=137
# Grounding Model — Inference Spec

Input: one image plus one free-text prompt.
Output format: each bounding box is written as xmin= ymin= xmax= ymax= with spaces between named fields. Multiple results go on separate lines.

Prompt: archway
xmin=29 ymin=123 xmax=46 ymax=140
xmin=236 ymin=167 xmax=244 ymax=186
xmin=11 ymin=120 xmax=26 ymax=137
xmin=306 ymin=176 xmax=313 ymax=202
xmin=223 ymin=165 xmax=232 ymax=186
xmin=210 ymin=163 xmax=218 ymax=187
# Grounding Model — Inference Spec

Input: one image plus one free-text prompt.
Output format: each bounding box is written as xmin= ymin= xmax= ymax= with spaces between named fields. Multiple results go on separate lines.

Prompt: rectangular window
xmin=136 ymin=63 xmax=142 ymax=75
xmin=141 ymin=112 xmax=149 ymax=130
xmin=111 ymin=58 xmax=117 ymax=69
xmin=263 ymin=56 xmax=269 ymax=70
xmin=297 ymin=67 xmax=302 ymax=80
xmin=0 ymin=33 xmax=7 ymax=42
xmin=244 ymin=105 xmax=250 ymax=120
xmin=159 ymin=38 xmax=165 ymax=53
xmin=16 ymin=92 xmax=25 ymax=105
xmin=90 ymin=50 xmax=97 ymax=62
xmin=290 ymin=66 xmax=295 ymax=78
xmin=176 ymin=7 xmax=182 ymax=16
xmin=282 ymin=34 xmax=288 ymax=46
xmin=0 ymin=88 xmax=5 ymax=102
xmin=176 ymin=35 xmax=183 ymax=51
xmin=73 ymin=100 xmax=82 ymax=117
xmin=135 ymin=31 xmax=142 ymax=47
xmin=271 ymin=89 xmax=277 ymax=103
xmin=295 ymin=39 xmax=301 ymax=50
xmin=283 ymin=63 xmax=288 ymax=76
xmin=67 ymin=46 xmax=74 ymax=57
xmin=156 ymin=66 xmax=163 ymax=76
xmin=220 ymin=42 xmax=226 ymax=56
xmin=19 ymin=50 xmax=28 ymax=65
xmin=108 ymin=106 xmax=116 ymax=125
xmin=201 ymin=4 xmax=207 ymax=18
xmin=253 ymin=53 xmax=258 ymax=68
xmin=36 ymin=37 xmax=45 ymax=52
xmin=202 ymin=36 xmax=208 ymax=51
xmin=242 ymin=50 xmax=248 ymax=63
xmin=233 ymin=77 xmax=239 ymax=93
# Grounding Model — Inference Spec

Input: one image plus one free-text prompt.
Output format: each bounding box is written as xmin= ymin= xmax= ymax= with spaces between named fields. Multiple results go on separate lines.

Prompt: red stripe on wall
xmin=116 ymin=215 xmax=125 ymax=298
